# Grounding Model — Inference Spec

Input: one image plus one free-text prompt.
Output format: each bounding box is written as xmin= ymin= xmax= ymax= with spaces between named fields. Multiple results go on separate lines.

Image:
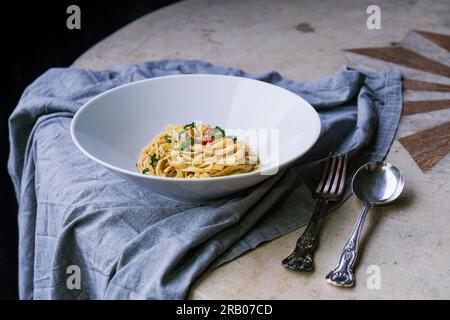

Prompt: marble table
xmin=73 ymin=0 xmax=450 ymax=299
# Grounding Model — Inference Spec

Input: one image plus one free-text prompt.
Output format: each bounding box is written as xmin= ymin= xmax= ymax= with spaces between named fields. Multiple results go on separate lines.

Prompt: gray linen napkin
xmin=8 ymin=59 xmax=402 ymax=299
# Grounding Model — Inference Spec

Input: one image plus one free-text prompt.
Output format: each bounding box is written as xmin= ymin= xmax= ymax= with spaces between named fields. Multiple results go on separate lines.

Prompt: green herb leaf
xmin=214 ymin=126 xmax=226 ymax=137
xmin=165 ymin=135 xmax=172 ymax=143
xmin=150 ymin=154 xmax=159 ymax=167
xmin=183 ymin=122 xmax=196 ymax=130
xmin=142 ymin=168 xmax=150 ymax=174
xmin=227 ymin=135 xmax=237 ymax=143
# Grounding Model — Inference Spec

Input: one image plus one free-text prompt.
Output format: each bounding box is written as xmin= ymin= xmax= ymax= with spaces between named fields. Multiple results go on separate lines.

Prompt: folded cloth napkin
xmin=8 ymin=59 xmax=402 ymax=299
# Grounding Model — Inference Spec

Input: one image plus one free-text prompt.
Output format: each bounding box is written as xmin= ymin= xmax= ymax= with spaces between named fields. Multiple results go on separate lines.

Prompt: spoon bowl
xmin=352 ymin=161 xmax=405 ymax=205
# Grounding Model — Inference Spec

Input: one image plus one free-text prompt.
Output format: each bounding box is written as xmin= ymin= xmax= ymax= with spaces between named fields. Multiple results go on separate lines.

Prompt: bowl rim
xmin=71 ymin=74 xmax=321 ymax=182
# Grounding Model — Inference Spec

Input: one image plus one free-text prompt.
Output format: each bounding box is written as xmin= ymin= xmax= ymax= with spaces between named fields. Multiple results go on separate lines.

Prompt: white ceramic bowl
xmin=71 ymin=75 xmax=321 ymax=202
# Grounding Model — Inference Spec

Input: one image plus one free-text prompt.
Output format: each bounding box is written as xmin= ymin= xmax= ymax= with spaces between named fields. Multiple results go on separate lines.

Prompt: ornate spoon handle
xmin=325 ymin=202 xmax=372 ymax=287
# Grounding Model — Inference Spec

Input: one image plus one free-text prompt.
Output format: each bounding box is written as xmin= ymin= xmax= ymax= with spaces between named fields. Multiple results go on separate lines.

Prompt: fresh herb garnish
xmin=227 ymin=135 xmax=237 ymax=143
xmin=150 ymin=154 xmax=159 ymax=167
xmin=211 ymin=126 xmax=226 ymax=139
xmin=214 ymin=126 xmax=225 ymax=136
xmin=183 ymin=122 xmax=196 ymax=130
xmin=142 ymin=168 xmax=150 ymax=174
xmin=165 ymin=135 xmax=172 ymax=143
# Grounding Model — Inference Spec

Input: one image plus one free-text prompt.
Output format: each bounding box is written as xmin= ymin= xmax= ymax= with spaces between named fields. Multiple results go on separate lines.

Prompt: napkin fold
xmin=8 ymin=59 xmax=402 ymax=299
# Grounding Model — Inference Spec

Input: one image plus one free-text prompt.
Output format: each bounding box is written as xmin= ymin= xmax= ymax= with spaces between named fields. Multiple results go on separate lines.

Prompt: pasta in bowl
xmin=137 ymin=122 xmax=259 ymax=178
xmin=71 ymin=74 xmax=321 ymax=201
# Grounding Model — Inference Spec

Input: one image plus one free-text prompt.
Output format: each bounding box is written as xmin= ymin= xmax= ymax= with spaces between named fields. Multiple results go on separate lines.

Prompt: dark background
xmin=0 ymin=0 xmax=178 ymax=299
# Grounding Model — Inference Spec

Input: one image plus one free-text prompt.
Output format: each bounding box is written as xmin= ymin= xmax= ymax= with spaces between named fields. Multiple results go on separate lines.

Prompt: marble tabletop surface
xmin=73 ymin=0 xmax=450 ymax=299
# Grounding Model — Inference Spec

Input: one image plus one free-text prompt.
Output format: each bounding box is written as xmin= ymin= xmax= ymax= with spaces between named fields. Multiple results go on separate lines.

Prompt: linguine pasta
xmin=136 ymin=122 xmax=259 ymax=178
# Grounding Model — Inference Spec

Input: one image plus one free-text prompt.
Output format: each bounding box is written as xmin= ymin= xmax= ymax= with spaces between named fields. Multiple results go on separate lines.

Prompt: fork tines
xmin=315 ymin=153 xmax=347 ymax=200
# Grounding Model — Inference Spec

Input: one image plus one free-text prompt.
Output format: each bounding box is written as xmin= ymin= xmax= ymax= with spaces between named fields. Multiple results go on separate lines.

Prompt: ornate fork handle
xmin=325 ymin=202 xmax=372 ymax=287
xmin=281 ymin=199 xmax=325 ymax=271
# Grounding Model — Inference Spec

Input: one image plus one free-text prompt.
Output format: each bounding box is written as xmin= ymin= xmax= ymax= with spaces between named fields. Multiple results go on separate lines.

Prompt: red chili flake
xmin=202 ymin=136 xmax=214 ymax=145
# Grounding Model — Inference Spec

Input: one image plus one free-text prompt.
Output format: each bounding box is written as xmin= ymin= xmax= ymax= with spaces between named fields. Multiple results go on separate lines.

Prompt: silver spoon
xmin=325 ymin=161 xmax=405 ymax=287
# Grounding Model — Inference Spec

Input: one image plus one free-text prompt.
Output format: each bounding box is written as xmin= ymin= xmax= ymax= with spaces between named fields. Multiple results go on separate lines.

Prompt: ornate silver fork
xmin=281 ymin=152 xmax=347 ymax=271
